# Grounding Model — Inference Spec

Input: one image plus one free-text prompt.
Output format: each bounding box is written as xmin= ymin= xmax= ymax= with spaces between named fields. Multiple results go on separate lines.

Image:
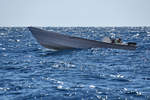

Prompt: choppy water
xmin=0 ymin=27 xmax=150 ymax=100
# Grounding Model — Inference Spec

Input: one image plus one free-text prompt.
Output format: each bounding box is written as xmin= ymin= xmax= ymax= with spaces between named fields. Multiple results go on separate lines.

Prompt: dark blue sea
xmin=0 ymin=27 xmax=150 ymax=100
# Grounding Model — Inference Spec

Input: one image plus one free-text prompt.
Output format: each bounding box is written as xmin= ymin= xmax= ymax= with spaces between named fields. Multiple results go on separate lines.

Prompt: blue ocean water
xmin=0 ymin=27 xmax=150 ymax=100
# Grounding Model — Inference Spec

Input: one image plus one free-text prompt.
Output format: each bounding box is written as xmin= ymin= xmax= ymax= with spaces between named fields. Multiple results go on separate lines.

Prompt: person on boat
xmin=110 ymin=38 xmax=122 ymax=44
xmin=116 ymin=38 xmax=122 ymax=44
xmin=111 ymin=38 xmax=115 ymax=43
xmin=102 ymin=37 xmax=122 ymax=44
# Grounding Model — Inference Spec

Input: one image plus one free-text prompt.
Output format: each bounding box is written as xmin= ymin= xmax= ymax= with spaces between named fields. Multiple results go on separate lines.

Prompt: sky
xmin=0 ymin=0 xmax=150 ymax=27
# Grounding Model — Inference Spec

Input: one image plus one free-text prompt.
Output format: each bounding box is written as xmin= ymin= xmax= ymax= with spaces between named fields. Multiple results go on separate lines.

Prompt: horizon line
xmin=0 ymin=25 xmax=150 ymax=28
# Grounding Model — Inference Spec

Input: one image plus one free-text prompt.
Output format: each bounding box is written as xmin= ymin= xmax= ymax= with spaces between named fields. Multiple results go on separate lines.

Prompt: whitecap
xmin=0 ymin=87 xmax=10 ymax=91
xmin=0 ymin=32 xmax=6 ymax=36
xmin=57 ymin=81 xmax=64 ymax=85
xmin=110 ymin=74 xmax=124 ymax=78
xmin=147 ymin=32 xmax=150 ymax=36
xmin=116 ymin=74 xmax=124 ymax=78
xmin=123 ymin=88 xmax=128 ymax=91
xmin=133 ymin=33 xmax=140 ymax=37
xmin=8 ymin=39 xmax=14 ymax=42
xmin=1 ymin=48 xmax=6 ymax=50
xmin=89 ymin=85 xmax=95 ymax=89
xmin=16 ymin=39 xmax=20 ymax=42
xmin=57 ymin=85 xmax=63 ymax=89
xmin=52 ymin=64 xmax=60 ymax=68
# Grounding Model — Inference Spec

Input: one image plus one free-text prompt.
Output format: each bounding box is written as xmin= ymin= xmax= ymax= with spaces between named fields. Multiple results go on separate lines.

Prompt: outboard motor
xmin=127 ymin=42 xmax=136 ymax=46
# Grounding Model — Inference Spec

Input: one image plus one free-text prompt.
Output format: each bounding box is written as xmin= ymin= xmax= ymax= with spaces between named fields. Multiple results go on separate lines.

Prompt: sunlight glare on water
xmin=0 ymin=27 xmax=150 ymax=100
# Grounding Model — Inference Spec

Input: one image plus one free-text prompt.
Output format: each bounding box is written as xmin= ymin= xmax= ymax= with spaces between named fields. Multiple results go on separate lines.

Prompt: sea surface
xmin=0 ymin=27 xmax=150 ymax=100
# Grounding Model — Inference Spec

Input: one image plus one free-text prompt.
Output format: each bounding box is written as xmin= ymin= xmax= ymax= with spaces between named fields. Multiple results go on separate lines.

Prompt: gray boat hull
xmin=28 ymin=27 xmax=136 ymax=50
